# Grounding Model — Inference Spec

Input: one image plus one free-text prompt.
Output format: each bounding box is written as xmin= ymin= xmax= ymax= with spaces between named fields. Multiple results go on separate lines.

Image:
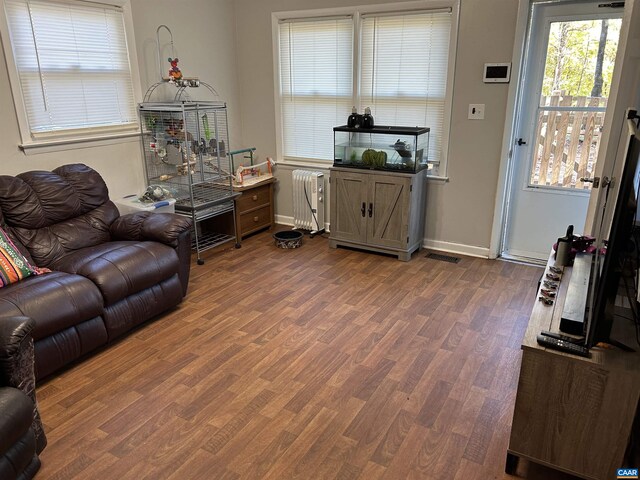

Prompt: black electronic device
xmin=540 ymin=330 xmax=585 ymax=344
xmin=536 ymin=334 xmax=591 ymax=357
xmin=584 ymin=114 xmax=640 ymax=349
xmin=483 ymin=63 xmax=511 ymax=83
xmin=560 ymin=253 xmax=592 ymax=335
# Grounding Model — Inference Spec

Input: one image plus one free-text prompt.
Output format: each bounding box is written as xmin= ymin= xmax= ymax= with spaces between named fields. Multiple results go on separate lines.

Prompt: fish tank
xmin=333 ymin=125 xmax=430 ymax=173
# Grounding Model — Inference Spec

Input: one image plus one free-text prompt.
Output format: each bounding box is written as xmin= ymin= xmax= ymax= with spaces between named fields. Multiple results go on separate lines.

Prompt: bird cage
xmin=139 ymin=83 xmax=239 ymax=264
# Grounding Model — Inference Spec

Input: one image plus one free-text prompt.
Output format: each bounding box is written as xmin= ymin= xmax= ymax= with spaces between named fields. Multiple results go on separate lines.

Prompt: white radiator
xmin=292 ymin=170 xmax=325 ymax=233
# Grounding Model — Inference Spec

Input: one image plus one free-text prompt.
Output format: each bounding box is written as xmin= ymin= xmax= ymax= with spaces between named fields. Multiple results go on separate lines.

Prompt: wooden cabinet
xmin=329 ymin=167 xmax=426 ymax=261
xmin=234 ymin=178 xmax=275 ymax=239
xmin=507 ymin=254 xmax=640 ymax=479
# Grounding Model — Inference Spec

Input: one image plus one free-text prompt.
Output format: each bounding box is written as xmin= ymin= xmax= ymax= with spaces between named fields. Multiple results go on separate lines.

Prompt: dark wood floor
xmin=35 ymin=230 xmax=580 ymax=479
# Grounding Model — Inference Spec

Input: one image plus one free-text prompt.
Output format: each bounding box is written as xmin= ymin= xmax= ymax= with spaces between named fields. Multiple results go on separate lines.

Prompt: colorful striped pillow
xmin=0 ymin=227 xmax=47 ymax=287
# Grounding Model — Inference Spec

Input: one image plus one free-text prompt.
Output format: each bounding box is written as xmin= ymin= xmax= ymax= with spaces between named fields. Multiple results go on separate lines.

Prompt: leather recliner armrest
xmin=0 ymin=317 xmax=35 ymax=382
xmin=0 ymin=316 xmax=45 ymax=453
xmin=110 ymin=212 xmax=193 ymax=247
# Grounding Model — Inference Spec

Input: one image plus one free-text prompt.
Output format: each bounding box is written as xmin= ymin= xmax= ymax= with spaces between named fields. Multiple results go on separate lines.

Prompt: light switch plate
xmin=468 ymin=104 xmax=485 ymax=120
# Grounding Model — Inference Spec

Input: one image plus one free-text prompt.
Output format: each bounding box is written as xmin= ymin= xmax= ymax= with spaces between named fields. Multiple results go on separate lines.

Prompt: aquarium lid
xmin=334 ymin=125 xmax=430 ymax=135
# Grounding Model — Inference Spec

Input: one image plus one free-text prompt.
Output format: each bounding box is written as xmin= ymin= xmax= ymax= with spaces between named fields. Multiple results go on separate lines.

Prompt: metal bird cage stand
xmin=139 ymin=82 xmax=240 ymax=264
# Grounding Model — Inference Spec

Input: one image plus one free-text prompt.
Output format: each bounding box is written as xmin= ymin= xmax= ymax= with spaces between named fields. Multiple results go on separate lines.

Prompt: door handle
xmin=368 ymin=203 xmax=373 ymax=218
xmin=361 ymin=202 xmax=366 ymax=217
xmin=517 ymin=138 xmax=527 ymax=146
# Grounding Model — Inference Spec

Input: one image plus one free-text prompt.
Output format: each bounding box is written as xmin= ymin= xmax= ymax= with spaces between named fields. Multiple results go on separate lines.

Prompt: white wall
xmin=130 ymin=0 xmax=242 ymax=148
xmin=0 ymin=0 xmax=240 ymax=200
xmin=0 ymin=0 xmax=520 ymax=255
xmin=234 ymin=0 xmax=519 ymax=256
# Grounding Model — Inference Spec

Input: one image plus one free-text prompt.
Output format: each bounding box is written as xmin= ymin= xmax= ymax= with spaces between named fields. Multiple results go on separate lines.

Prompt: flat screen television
xmin=585 ymin=114 xmax=640 ymax=350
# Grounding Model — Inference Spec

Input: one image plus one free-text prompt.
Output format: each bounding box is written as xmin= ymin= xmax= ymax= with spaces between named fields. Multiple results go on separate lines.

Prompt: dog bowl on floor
xmin=273 ymin=230 xmax=303 ymax=249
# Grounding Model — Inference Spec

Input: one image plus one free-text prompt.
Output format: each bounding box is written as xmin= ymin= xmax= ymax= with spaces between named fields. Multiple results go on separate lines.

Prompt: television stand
xmin=506 ymin=251 xmax=640 ymax=480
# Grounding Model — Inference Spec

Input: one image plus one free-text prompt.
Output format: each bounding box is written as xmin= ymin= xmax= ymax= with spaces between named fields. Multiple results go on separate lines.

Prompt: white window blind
xmin=360 ymin=11 xmax=452 ymax=174
xmin=4 ymin=0 xmax=137 ymax=137
xmin=279 ymin=17 xmax=353 ymax=161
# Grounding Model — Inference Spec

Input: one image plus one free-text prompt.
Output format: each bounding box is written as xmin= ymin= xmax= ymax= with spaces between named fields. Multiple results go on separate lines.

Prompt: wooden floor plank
xmin=34 ymin=230 xmax=582 ymax=479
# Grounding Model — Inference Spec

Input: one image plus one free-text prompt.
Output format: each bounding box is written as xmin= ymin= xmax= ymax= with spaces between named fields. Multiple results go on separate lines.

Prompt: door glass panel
xmin=529 ymin=19 xmax=621 ymax=190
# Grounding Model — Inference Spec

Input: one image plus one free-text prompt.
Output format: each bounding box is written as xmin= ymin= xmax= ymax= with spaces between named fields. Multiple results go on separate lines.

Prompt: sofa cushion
xmin=103 ymin=274 xmax=183 ymax=340
xmin=0 ymin=164 xmax=109 ymax=228
xmin=0 ymin=272 xmax=103 ymax=342
xmin=0 ymin=164 xmax=119 ymax=268
xmin=34 ymin=317 xmax=107 ymax=381
xmin=50 ymin=241 xmax=179 ymax=306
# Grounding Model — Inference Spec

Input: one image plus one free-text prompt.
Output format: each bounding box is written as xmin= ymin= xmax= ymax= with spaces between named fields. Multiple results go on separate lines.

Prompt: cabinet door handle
xmin=361 ymin=202 xmax=366 ymax=217
xmin=253 ymin=216 xmax=259 ymax=222
xmin=368 ymin=203 xmax=373 ymax=218
xmin=252 ymin=195 xmax=258 ymax=201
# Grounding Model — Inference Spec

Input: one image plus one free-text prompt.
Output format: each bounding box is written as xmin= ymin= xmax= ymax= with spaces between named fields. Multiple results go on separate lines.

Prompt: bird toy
xmin=168 ymin=57 xmax=182 ymax=82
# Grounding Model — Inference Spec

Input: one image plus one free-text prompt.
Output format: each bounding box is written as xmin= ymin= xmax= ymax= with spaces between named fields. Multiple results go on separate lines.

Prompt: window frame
xmin=271 ymin=0 xmax=459 ymax=179
xmin=0 ymin=0 xmax=143 ymax=153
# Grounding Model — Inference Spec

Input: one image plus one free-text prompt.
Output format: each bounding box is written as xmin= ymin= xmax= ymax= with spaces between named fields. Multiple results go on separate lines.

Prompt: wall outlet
xmin=468 ymin=104 xmax=485 ymax=120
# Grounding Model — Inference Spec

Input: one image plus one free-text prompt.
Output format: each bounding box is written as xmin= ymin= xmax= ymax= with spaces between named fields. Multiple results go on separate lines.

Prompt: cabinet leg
xmin=505 ymin=452 xmax=519 ymax=475
xmin=398 ymin=251 xmax=411 ymax=261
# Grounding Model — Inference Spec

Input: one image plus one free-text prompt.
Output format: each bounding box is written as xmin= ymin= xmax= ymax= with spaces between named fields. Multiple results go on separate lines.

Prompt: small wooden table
xmin=506 ymin=253 xmax=640 ymax=479
xmin=233 ymin=178 xmax=276 ymax=239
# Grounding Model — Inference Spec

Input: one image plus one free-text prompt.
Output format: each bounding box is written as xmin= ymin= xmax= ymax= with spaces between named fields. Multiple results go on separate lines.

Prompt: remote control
xmin=536 ymin=334 xmax=590 ymax=357
xmin=540 ymin=330 xmax=584 ymax=344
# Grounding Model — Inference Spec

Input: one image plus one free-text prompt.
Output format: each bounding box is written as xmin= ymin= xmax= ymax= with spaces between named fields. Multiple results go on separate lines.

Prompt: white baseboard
xmin=275 ymin=215 xmax=330 ymax=232
xmin=277 ymin=216 xmax=488 ymax=258
xmin=275 ymin=214 xmax=294 ymax=226
xmin=500 ymin=249 xmax=549 ymax=263
xmin=422 ymin=239 xmax=490 ymax=259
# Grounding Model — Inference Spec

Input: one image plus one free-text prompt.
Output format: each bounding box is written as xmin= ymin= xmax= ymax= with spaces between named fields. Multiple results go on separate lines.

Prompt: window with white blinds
xmin=360 ymin=10 xmax=452 ymax=175
xmin=3 ymin=0 xmax=137 ymax=138
xmin=278 ymin=17 xmax=353 ymax=161
xmin=275 ymin=6 xmax=456 ymax=175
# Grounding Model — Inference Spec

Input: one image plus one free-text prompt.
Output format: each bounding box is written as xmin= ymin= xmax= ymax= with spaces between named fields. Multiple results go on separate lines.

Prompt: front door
xmin=502 ymin=0 xmax=622 ymax=262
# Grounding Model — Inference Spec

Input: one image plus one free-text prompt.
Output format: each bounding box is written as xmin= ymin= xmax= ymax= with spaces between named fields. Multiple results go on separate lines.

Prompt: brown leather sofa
xmin=0 ymin=164 xmax=193 ymax=381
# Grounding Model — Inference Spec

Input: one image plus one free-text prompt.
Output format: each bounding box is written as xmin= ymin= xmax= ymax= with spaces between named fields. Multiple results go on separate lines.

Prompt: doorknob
xmin=516 ymin=138 xmax=527 ymax=146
